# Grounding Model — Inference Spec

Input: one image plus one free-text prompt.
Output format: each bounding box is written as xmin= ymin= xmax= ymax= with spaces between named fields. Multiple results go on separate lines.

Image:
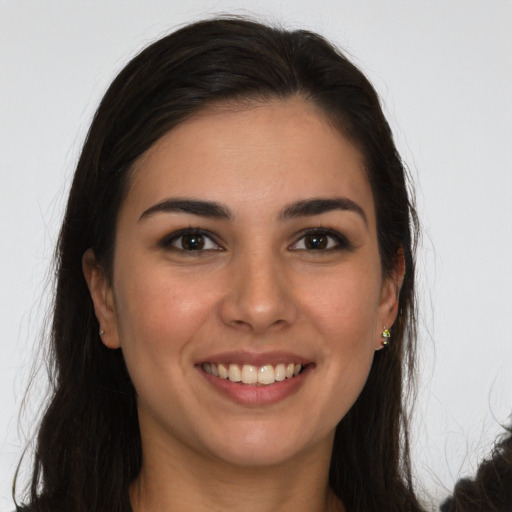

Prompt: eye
xmin=161 ymin=229 xmax=222 ymax=252
xmin=291 ymin=229 xmax=351 ymax=251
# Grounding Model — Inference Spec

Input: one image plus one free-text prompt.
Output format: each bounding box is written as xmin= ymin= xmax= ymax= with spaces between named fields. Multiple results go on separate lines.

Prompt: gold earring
xmin=381 ymin=328 xmax=391 ymax=347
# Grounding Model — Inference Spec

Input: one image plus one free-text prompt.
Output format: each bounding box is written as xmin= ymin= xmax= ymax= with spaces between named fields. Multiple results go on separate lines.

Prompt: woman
xmin=15 ymin=17 xmax=423 ymax=512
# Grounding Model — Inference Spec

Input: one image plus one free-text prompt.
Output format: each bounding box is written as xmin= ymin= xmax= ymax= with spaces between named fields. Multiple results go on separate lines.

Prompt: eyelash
xmin=290 ymin=228 xmax=353 ymax=252
xmin=159 ymin=227 xmax=353 ymax=254
xmin=159 ymin=228 xmax=223 ymax=253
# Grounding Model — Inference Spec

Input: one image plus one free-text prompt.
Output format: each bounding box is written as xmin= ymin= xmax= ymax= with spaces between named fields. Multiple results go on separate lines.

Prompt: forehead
xmin=123 ymin=98 xmax=374 ymax=224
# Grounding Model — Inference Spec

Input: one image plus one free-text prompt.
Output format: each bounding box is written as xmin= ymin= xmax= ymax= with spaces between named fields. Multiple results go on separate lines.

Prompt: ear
xmin=82 ymin=248 xmax=120 ymax=349
xmin=375 ymin=247 xmax=406 ymax=351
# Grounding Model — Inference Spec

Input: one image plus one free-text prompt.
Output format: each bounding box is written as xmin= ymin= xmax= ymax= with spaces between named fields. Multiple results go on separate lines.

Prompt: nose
xmin=220 ymin=250 xmax=298 ymax=334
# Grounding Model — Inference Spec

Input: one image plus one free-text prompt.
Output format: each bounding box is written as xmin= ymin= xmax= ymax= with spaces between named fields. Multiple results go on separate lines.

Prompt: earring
xmin=381 ymin=328 xmax=391 ymax=347
xmin=99 ymin=328 xmax=105 ymax=336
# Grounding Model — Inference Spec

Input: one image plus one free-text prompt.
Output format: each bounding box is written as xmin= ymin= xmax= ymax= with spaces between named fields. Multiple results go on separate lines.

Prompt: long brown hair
xmin=16 ymin=17 xmax=422 ymax=512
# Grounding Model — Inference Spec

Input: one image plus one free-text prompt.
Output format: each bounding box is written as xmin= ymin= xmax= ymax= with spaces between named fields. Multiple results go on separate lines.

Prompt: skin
xmin=84 ymin=98 xmax=402 ymax=512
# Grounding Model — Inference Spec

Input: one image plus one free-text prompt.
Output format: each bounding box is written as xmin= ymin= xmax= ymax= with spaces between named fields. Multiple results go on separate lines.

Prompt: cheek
xmin=298 ymin=264 xmax=382 ymax=406
xmin=113 ymin=265 xmax=218 ymax=356
xmin=111 ymin=268 xmax=221 ymax=419
xmin=302 ymin=266 xmax=382 ymax=344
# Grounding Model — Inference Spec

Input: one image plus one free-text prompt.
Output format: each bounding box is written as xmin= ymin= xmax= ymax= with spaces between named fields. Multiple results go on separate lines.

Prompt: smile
xmin=202 ymin=362 xmax=304 ymax=385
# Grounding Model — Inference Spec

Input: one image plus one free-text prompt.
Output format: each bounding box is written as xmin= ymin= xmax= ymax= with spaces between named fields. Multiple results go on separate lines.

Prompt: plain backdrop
xmin=1 ymin=1 xmax=511 ymax=510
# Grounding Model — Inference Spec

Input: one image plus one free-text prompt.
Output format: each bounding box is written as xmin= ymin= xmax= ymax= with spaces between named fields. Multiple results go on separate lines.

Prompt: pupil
xmin=182 ymin=234 xmax=204 ymax=250
xmin=305 ymin=234 xmax=327 ymax=250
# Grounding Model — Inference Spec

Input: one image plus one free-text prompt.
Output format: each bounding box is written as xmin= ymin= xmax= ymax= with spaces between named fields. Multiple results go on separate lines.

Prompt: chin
xmin=213 ymin=442 xmax=302 ymax=468
xmin=203 ymin=419 xmax=327 ymax=468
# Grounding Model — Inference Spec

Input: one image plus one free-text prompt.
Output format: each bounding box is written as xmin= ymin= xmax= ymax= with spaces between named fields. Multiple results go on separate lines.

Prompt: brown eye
xmin=181 ymin=233 xmax=205 ymax=250
xmin=304 ymin=233 xmax=328 ymax=250
xmin=291 ymin=229 xmax=352 ymax=252
xmin=161 ymin=229 xmax=222 ymax=253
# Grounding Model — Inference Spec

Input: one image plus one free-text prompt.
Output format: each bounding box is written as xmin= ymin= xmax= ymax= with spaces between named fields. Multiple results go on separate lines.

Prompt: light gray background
xmin=1 ymin=1 xmax=511 ymax=510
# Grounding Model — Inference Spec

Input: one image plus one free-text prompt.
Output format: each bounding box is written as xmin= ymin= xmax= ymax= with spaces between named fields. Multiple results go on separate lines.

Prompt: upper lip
xmin=196 ymin=350 xmax=312 ymax=367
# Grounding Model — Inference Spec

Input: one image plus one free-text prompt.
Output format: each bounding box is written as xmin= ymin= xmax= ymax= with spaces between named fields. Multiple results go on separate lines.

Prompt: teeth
xmin=202 ymin=362 xmax=305 ymax=385
xmin=258 ymin=365 xmax=275 ymax=385
xmin=274 ymin=363 xmax=286 ymax=382
xmin=218 ymin=363 xmax=228 ymax=379
xmin=228 ymin=364 xmax=241 ymax=382
xmin=241 ymin=364 xmax=258 ymax=384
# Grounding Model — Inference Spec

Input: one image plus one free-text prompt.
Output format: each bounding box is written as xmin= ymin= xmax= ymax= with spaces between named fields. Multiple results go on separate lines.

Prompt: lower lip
xmin=199 ymin=366 xmax=312 ymax=406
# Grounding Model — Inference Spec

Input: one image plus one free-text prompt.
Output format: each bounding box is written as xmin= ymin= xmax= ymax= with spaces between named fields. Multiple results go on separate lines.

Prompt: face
xmin=85 ymin=98 xmax=400 ymax=469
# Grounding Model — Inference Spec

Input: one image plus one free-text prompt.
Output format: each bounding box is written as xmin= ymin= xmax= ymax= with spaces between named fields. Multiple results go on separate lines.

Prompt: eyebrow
xmin=281 ymin=197 xmax=368 ymax=225
xmin=138 ymin=196 xmax=367 ymax=225
xmin=139 ymin=198 xmax=232 ymax=221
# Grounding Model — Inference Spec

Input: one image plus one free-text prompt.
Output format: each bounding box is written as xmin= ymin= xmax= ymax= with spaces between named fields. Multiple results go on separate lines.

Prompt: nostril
xmin=228 ymin=319 xmax=254 ymax=330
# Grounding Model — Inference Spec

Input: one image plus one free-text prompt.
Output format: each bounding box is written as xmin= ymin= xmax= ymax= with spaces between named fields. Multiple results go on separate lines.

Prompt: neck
xmin=130 ymin=430 xmax=344 ymax=512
